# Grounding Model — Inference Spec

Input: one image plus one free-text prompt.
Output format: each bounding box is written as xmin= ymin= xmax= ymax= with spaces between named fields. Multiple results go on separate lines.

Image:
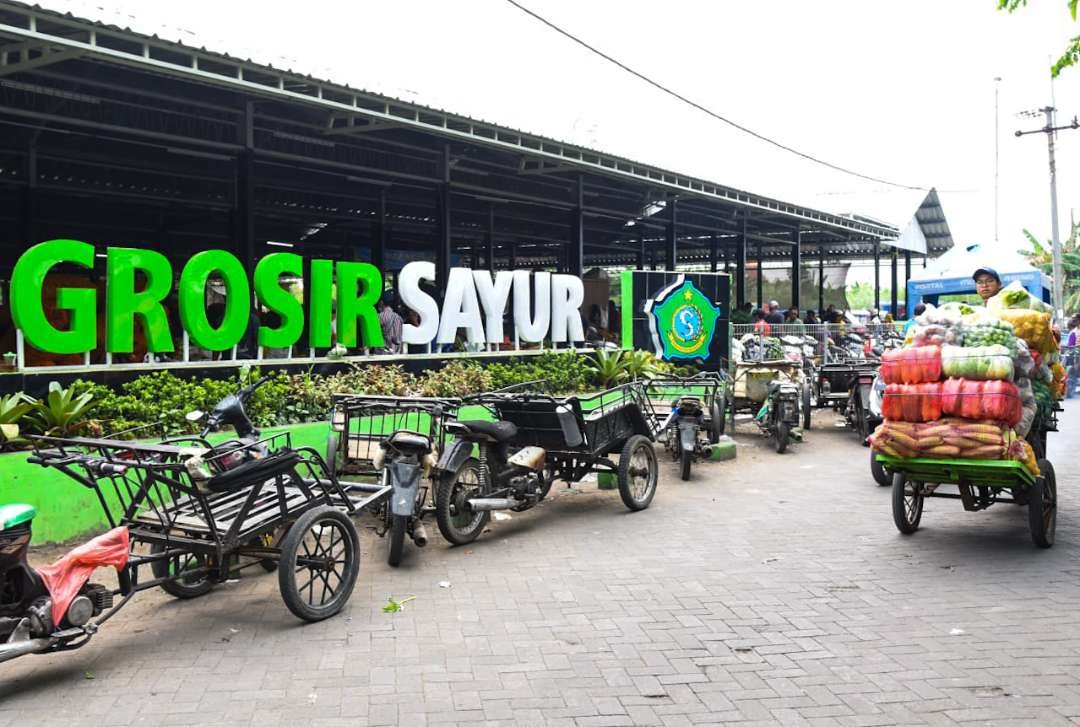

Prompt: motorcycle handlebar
xmin=238 ymin=377 xmax=269 ymax=400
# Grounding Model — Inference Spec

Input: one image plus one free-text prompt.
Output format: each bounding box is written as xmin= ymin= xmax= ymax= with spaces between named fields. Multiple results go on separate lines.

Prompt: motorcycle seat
xmin=385 ymin=430 xmax=431 ymax=453
xmin=205 ymin=451 xmax=300 ymax=493
xmin=449 ymin=420 xmax=518 ymax=443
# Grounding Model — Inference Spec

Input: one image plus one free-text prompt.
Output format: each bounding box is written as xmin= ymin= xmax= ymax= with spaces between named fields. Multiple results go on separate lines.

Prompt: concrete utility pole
xmin=994 ymin=77 xmax=1001 ymax=243
xmin=1016 ymin=106 xmax=1078 ymax=318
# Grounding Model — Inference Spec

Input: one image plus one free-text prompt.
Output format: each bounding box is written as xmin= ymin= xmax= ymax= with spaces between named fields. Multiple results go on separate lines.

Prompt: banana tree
xmin=1021 ymin=224 xmax=1080 ymax=312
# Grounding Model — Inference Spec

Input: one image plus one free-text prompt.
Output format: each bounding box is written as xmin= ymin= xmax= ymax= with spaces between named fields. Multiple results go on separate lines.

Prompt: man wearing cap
xmin=973 ymin=267 xmax=1002 ymax=304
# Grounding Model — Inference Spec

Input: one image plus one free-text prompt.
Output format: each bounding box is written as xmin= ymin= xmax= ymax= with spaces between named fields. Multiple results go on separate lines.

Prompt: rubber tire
xmin=325 ymin=433 xmax=339 ymax=476
xmin=150 ymin=542 xmax=214 ymax=599
xmin=680 ymin=447 xmax=692 ymax=481
xmin=891 ymin=472 xmax=923 ymax=535
xmin=1029 ymin=459 xmax=1056 ymax=549
xmin=617 ymin=435 xmax=658 ymax=511
xmin=539 ymin=466 xmax=555 ymax=501
xmin=435 ymin=459 xmax=490 ymax=546
xmin=387 ymin=514 xmax=408 ymax=567
xmin=801 ymin=383 xmax=813 ymax=431
xmin=709 ymin=401 xmax=724 ymax=442
xmin=278 ymin=506 xmax=360 ymax=622
xmin=870 ymin=449 xmax=891 ymax=487
xmin=773 ymin=421 xmax=789 ymax=454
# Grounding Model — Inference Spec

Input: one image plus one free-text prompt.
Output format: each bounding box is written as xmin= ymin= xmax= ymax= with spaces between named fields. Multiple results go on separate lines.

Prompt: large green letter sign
xmin=254 ymin=252 xmax=304 ymax=348
xmin=105 ymin=247 xmax=175 ymax=353
xmin=11 ymin=239 xmax=97 ymax=354
xmin=179 ymin=250 xmax=251 ymax=351
xmin=336 ymin=261 xmax=384 ymax=348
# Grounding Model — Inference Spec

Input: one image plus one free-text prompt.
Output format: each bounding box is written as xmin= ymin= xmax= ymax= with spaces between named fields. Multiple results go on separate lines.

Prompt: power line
xmin=503 ymin=0 xmax=927 ymax=192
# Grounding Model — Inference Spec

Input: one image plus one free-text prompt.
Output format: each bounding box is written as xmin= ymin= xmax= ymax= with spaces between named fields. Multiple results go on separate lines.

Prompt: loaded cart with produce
xmin=869 ymin=287 xmax=1063 ymax=547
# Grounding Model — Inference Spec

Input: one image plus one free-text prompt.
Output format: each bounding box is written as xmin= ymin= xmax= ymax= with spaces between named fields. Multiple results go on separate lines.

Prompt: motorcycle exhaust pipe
xmin=411 ymin=521 xmax=429 ymax=548
xmin=466 ymin=497 xmax=519 ymax=511
xmin=0 ymin=637 xmax=55 ymax=663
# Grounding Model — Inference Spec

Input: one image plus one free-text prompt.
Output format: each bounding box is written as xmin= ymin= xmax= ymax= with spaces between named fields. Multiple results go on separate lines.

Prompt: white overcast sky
xmin=39 ymin=0 xmax=1080 ymax=254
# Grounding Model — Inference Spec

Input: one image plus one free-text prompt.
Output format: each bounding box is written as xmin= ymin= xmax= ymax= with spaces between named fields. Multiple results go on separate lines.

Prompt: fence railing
xmin=731 ymin=322 xmax=905 ymax=365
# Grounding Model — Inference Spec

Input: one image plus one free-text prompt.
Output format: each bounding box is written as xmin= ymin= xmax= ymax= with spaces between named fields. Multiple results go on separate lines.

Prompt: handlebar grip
xmin=26 ymin=456 xmax=44 ymax=465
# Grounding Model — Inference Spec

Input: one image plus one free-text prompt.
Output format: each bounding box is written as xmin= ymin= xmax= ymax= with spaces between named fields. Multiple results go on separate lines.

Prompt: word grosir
xmin=11 ymin=240 xmax=586 ymax=355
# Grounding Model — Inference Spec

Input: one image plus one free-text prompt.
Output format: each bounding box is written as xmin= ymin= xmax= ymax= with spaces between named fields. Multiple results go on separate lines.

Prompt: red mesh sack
xmin=881 ymin=346 xmax=942 ymax=385
xmin=940 ymin=378 xmax=1021 ymax=427
xmin=881 ymin=382 xmax=942 ymax=422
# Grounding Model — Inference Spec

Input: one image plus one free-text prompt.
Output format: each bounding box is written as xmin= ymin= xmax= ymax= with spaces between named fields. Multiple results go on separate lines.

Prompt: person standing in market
xmin=752 ymin=309 xmax=771 ymax=335
xmin=377 ymin=294 xmax=403 ymax=355
xmin=765 ymin=300 xmax=784 ymax=325
xmin=784 ymin=307 xmax=806 ymax=334
xmin=973 ymin=267 xmax=1002 ymax=304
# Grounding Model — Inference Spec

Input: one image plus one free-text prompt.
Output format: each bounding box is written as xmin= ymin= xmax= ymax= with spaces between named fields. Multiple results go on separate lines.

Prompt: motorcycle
xmin=182 ymin=377 xmax=270 ymax=468
xmin=754 ymin=379 xmax=802 ymax=454
xmin=867 ymin=373 xmax=892 ymax=486
xmin=662 ymin=395 xmax=710 ymax=481
xmin=371 ymin=427 xmax=438 ymax=567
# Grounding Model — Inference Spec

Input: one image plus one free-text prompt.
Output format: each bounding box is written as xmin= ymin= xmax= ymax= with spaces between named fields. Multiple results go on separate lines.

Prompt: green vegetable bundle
xmin=960 ymin=319 xmax=1017 ymax=355
xmin=940 ymin=344 xmax=1014 ymax=381
xmin=764 ymin=337 xmax=783 ymax=360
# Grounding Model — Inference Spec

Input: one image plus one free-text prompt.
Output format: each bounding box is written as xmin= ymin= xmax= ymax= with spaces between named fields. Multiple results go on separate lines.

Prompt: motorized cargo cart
xmin=643 ymin=372 xmax=729 ymax=480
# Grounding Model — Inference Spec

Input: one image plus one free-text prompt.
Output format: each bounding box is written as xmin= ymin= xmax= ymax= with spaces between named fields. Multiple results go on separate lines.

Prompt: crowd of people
xmin=729 ymin=299 xmax=891 ymax=336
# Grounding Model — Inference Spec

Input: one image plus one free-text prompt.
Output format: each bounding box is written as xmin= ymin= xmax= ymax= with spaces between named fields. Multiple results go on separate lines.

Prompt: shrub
xmin=486 ymin=352 xmax=590 ymax=394
xmin=586 ymin=350 xmax=629 ymax=388
xmin=26 ymin=382 xmax=97 ymax=436
xmin=417 ymin=361 xmax=492 ymax=397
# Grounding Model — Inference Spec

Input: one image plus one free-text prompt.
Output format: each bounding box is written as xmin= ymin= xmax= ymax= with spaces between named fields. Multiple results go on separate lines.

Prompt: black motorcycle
xmin=663 ymin=395 xmax=709 ymax=481
xmin=373 ymin=428 xmax=437 ymax=567
xmin=755 ymin=380 xmax=802 ymax=454
xmin=182 ymin=377 xmax=270 ymax=466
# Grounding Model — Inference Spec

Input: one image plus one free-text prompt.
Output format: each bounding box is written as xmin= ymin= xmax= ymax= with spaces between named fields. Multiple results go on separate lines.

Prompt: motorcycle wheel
xmin=709 ymin=401 xmax=724 ymax=442
xmin=435 ymin=458 xmax=490 ymax=546
xmin=870 ymin=449 xmax=891 ymax=487
xmin=387 ymin=514 xmax=408 ymax=567
xmin=325 ymin=433 xmax=339 ymax=476
xmin=773 ymin=421 xmax=789 ymax=454
xmin=150 ymin=542 xmax=214 ymax=599
xmin=680 ymin=446 xmax=692 ymax=481
xmin=617 ymin=435 xmax=658 ymax=510
xmin=801 ymin=382 xmax=812 ymax=430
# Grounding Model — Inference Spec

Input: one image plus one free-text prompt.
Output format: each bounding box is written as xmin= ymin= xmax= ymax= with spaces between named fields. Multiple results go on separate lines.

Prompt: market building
xmin=0 ymin=0 xmax=952 ymax=385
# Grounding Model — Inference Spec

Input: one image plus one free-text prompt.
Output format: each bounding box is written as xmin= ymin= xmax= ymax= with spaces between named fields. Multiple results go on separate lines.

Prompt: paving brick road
xmin=3 ymin=401 xmax=1079 ymax=726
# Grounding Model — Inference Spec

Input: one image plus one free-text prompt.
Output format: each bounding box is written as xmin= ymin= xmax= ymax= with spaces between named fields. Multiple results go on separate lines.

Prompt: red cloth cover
xmin=36 ymin=526 xmax=129 ymax=625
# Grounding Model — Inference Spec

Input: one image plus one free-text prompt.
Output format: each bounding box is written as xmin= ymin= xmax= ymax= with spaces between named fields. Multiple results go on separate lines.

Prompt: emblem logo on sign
xmin=645 ymin=276 xmax=721 ymax=361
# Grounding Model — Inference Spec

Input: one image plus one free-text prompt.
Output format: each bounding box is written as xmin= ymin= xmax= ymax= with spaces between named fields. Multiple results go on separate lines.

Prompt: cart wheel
xmin=278 ymin=506 xmax=360 ymax=622
xmin=891 ymin=473 xmax=923 ymax=535
xmin=801 ymin=383 xmax=812 ymax=431
xmin=150 ymin=543 xmax=214 ymax=599
xmin=680 ymin=447 xmax=692 ymax=481
xmin=435 ymin=458 xmax=490 ymax=545
xmin=387 ymin=514 xmax=408 ymax=567
xmin=773 ymin=421 xmax=789 ymax=454
xmin=325 ymin=433 xmax=340 ymax=476
xmin=618 ymin=435 xmax=658 ymax=511
xmin=870 ymin=449 xmax=891 ymax=487
xmin=1028 ymin=459 xmax=1056 ymax=549
xmin=709 ymin=401 xmax=724 ymax=442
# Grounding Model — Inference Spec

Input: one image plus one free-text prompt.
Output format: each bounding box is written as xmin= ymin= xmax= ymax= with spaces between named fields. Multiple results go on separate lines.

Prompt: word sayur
xmin=11 ymin=240 xmax=586 ymax=354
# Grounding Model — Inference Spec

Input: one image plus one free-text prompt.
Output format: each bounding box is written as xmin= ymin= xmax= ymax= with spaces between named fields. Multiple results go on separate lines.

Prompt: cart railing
xmin=330 ymin=394 xmax=460 ymax=475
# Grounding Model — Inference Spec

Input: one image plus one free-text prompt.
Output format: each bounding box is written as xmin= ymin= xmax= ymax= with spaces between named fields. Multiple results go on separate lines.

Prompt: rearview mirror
xmin=186 ymin=410 xmax=205 ymax=423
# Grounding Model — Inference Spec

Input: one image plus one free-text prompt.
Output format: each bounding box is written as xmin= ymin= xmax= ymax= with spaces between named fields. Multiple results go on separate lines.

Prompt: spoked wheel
xmin=680 ymin=446 xmax=692 ymax=481
xmin=435 ymin=458 xmax=490 ymax=545
xmin=387 ymin=513 xmax=408 ymax=567
xmin=709 ymin=400 xmax=724 ymax=442
xmin=870 ymin=449 xmax=891 ymax=487
xmin=773 ymin=421 xmax=789 ymax=454
xmin=1028 ymin=459 xmax=1056 ymax=549
xmin=891 ymin=472 xmax=924 ymax=535
xmin=278 ymin=506 xmax=360 ymax=622
xmin=150 ymin=542 xmax=214 ymax=599
xmin=801 ymin=382 xmax=813 ymax=430
xmin=618 ymin=435 xmax=658 ymax=510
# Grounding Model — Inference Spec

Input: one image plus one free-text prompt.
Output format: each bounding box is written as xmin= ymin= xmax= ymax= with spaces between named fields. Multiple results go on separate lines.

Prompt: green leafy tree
xmin=999 ymin=0 xmax=1080 ymax=77
xmin=1020 ymin=222 xmax=1080 ymax=312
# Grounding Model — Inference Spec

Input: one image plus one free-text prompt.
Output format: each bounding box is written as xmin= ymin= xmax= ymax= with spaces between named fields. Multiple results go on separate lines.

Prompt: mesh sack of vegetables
xmin=881 ymin=382 xmax=943 ymax=422
xmin=987 ymin=280 xmax=1053 ymax=314
xmin=881 ymin=346 xmax=942 ymax=385
xmin=1016 ymin=378 xmax=1036 ymax=438
xmin=940 ymin=344 xmax=1014 ymax=381
xmin=940 ymin=378 xmax=1021 ymax=427
xmin=996 ymin=309 xmax=1057 ymax=354
xmin=870 ymin=417 xmax=1013 ymax=460
xmin=957 ymin=317 xmax=1018 ymax=355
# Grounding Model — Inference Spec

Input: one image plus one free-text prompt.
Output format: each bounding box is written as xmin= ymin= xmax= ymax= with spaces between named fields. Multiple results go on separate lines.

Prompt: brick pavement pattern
xmin=2 ymin=402 xmax=1079 ymax=726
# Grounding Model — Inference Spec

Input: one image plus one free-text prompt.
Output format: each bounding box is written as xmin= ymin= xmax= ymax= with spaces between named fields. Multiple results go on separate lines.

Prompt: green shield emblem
xmin=646 ymin=278 xmax=721 ymax=361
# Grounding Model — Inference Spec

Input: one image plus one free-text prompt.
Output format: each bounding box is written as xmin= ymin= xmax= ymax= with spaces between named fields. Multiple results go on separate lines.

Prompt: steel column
xmin=735 ymin=216 xmax=747 ymax=307
xmin=709 ymin=235 xmax=719 ymax=272
xmin=791 ymin=227 xmax=802 ymax=310
xmin=568 ymin=175 xmax=584 ymax=276
xmin=904 ymin=250 xmax=912 ymax=317
xmin=890 ymin=249 xmax=899 ymax=318
xmin=756 ymin=241 xmax=763 ymax=309
xmin=665 ymin=199 xmax=678 ymax=270
xmin=235 ymin=102 xmax=257 ymax=357
xmin=636 ymin=231 xmax=645 ymax=270
xmin=818 ymin=246 xmax=825 ymax=315
xmin=873 ymin=241 xmax=881 ymax=312
xmin=20 ymin=143 xmax=36 ymax=251
xmin=373 ymin=190 xmax=387 ymax=271
xmin=486 ymin=203 xmax=496 ymax=273
xmin=509 ymin=241 xmax=517 ymax=269
xmin=435 ymin=144 xmax=451 ymax=296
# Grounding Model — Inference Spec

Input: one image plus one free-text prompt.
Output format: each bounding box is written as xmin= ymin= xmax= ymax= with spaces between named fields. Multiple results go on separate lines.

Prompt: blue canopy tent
xmin=907 ymin=242 xmax=1051 ymax=308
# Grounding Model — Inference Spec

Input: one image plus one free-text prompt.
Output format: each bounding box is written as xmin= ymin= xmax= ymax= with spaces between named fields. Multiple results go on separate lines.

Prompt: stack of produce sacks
xmin=871 ymin=291 xmax=1055 ymax=476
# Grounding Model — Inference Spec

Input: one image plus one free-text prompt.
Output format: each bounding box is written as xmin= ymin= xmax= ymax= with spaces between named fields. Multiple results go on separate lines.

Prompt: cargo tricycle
xmin=644 ymin=372 xmax=729 ymax=480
